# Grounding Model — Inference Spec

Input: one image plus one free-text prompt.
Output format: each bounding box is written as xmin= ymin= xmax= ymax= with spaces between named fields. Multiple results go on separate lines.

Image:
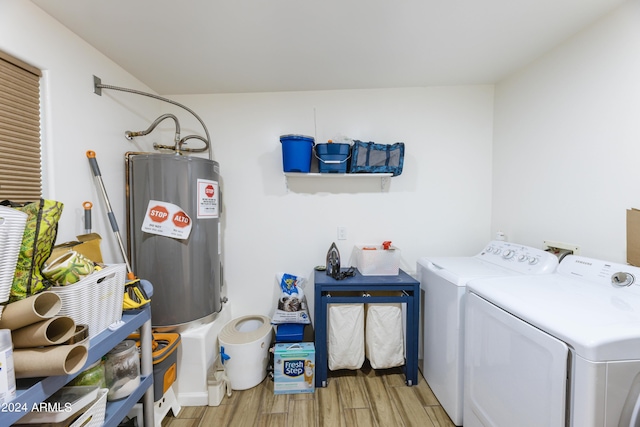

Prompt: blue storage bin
xmin=315 ymin=143 xmax=350 ymax=173
xmin=276 ymin=323 xmax=306 ymax=342
xmin=280 ymin=134 xmax=314 ymax=173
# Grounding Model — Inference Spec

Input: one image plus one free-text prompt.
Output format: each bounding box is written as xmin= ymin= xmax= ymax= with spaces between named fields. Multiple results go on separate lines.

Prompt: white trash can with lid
xmin=218 ymin=315 xmax=273 ymax=390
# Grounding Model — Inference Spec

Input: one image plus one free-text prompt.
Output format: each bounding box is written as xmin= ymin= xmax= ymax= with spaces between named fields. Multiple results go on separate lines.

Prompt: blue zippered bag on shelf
xmin=349 ymin=141 xmax=405 ymax=176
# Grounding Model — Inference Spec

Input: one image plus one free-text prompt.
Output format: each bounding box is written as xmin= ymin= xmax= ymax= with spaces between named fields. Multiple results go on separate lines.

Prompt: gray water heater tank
xmin=127 ymin=153 xmax=222 ymax=329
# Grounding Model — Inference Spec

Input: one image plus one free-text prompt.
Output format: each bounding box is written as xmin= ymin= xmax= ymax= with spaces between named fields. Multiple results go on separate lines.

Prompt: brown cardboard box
xmin=49 ymin=233 xmax=103 ymax=264
xmin=627 ymin=209 xmax=640 ymax=266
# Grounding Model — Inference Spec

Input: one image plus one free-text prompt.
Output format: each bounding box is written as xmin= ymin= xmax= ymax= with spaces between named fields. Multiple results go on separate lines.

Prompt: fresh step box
xmin=273 ymin=343 xmax=315 ymax=395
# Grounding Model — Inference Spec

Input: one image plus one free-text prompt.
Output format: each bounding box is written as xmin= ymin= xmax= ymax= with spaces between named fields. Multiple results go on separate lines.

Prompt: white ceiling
xmin=31 ymin=0 xmax=626 ymax=95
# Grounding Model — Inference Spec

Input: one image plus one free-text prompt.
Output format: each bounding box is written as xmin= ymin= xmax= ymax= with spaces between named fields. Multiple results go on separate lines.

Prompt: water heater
xmin=126 ymin=153 xmax=222 ymax=329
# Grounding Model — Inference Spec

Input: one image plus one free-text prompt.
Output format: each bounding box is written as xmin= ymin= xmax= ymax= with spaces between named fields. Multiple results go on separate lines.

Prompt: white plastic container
xmin=354 ymin=244 xmax=400 ymax=276
xmin=0 ymin=329 xmax=15 ymax=404
xmin=207 ymin=365 xmax=226 ymax=406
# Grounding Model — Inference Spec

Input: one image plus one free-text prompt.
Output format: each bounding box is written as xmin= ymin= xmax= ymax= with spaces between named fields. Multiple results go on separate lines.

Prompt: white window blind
xmin=0 ymin=50 xmax=42 ymax=203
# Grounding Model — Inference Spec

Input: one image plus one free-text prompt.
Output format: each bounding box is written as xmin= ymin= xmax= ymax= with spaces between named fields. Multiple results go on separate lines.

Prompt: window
xmin=0 ymin=50 xmax=42 ymax=203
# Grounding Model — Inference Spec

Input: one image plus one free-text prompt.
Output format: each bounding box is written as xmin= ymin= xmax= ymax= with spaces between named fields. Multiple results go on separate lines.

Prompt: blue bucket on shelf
xmin=280 ymin=134 xmax=315 ymax=173
xmin=315 ymin=143 xmax=351 ymax=173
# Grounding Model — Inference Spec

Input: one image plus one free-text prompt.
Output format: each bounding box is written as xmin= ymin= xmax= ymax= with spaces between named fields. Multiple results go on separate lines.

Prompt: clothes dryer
xmin=417 ymin=241 xmax=558 ymax=426
xmin=464 ymin=255 xmax=640 ymax=427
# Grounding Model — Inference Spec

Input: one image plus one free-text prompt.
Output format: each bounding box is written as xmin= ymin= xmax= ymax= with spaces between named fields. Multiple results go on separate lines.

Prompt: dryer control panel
xmin=558 ymin=255 xmax=640 ymax=290
xmin=476 ymin=241 xmax=559 ymax=274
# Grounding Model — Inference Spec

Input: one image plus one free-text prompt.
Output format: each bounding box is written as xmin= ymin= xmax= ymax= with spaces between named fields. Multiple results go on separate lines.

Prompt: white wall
xmin=0 ymin=0 xmax=160 ymax=263
xmin=492 ymin=0 xmax=640 ymax=262
xmin=1 ymin=1 xmax=494 ymax=321
xmin=172 ymin=88 xmax=494 ymax=319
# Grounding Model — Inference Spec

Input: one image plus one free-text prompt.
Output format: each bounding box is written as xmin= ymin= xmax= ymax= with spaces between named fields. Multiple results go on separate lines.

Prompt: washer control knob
xmin=528 ymin=257 xmax=538 ymax=265
xmin=517 ymin=254 xmax=527 ymax=262
xmin=503 ymin=250 xmax=514 ymax=259
xmin=612 ymin=272 xmax=635 ymax=287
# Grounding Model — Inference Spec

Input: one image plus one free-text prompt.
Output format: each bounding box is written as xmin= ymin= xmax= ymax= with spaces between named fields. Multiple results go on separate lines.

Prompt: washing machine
xmin=417 ymin=241 xmax=558 ymax=426
xmin=464 ymin=255 xmax=640 ymax=427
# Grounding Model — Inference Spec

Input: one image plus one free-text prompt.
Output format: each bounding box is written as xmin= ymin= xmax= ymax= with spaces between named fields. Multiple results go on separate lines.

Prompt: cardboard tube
xmin=0 ymin=292 xmax=62 ymax=330
xmin=64 ymin=324 xmax=89 ymax=345
xmin=11 ymin=316 xmax=76 ymax=348
xmin=14 ymin=344 xmax=88 ymax=378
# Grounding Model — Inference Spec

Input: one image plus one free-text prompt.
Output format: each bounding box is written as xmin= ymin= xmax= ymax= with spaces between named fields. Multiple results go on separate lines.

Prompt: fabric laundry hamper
xmin=365 ymin=303 xmax=405 ymax=369
xmin=327 ymin=303 xmax=364 ymax=370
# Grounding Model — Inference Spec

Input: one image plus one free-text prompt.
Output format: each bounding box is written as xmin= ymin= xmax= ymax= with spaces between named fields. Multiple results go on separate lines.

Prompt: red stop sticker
xmin=172 ymin=211 xmax=191 ymax=228
xmin=205 ymin=184 xmax=215 ymax=198
xmin=149 ymin=205 xmax=169 ymax=222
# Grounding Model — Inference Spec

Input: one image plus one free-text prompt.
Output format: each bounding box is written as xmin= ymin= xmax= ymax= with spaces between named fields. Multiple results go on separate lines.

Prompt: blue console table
xmin=313 ymin=269 xmax=420 ymax=387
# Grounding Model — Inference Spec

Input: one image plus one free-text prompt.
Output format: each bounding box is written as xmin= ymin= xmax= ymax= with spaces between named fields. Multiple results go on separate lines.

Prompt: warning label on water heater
xmin=197 ymin=179 xmax=219 ymax=219
xmin=142 ymin=200 xmax=193 ymax=239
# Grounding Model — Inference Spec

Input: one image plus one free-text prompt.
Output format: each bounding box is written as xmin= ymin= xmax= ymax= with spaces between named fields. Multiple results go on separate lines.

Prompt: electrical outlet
xmin=543 ymin=240 xmax=581 ymax=255
xmin=337 ymin=226 xmax=347 ymax=240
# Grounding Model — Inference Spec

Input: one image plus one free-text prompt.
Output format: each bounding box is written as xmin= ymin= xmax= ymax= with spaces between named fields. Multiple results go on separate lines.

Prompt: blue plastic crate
xmin=276 ymin=323 xmax=305 ymax=342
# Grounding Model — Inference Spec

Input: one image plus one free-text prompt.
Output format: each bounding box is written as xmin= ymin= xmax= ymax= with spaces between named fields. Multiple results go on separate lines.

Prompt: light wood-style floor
xmin=160 ymin=364 xmax=454 ymax=427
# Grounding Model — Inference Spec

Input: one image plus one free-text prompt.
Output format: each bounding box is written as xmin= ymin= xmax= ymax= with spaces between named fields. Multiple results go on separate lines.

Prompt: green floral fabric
xmin=5 ymin=199 xmax=64 ymax=301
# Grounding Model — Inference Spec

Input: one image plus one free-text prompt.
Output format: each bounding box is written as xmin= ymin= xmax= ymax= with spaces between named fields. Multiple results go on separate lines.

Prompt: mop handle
xmin=86 ymin=150 xmax=135 ymax=278
xmin=86 ymin=151 xmax=120 ymax=233
xmin=83 ymin=201 xmax=92 ymax=234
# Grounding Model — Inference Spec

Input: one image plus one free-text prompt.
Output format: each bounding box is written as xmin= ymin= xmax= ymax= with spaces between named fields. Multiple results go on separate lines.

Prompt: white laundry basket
xmin=0 ymin=206 xmax=28 ymax=304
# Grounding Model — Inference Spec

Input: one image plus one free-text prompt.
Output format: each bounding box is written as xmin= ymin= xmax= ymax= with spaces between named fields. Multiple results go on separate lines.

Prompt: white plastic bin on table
xmin=354 ymin=244 xmax=400 ymax=276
